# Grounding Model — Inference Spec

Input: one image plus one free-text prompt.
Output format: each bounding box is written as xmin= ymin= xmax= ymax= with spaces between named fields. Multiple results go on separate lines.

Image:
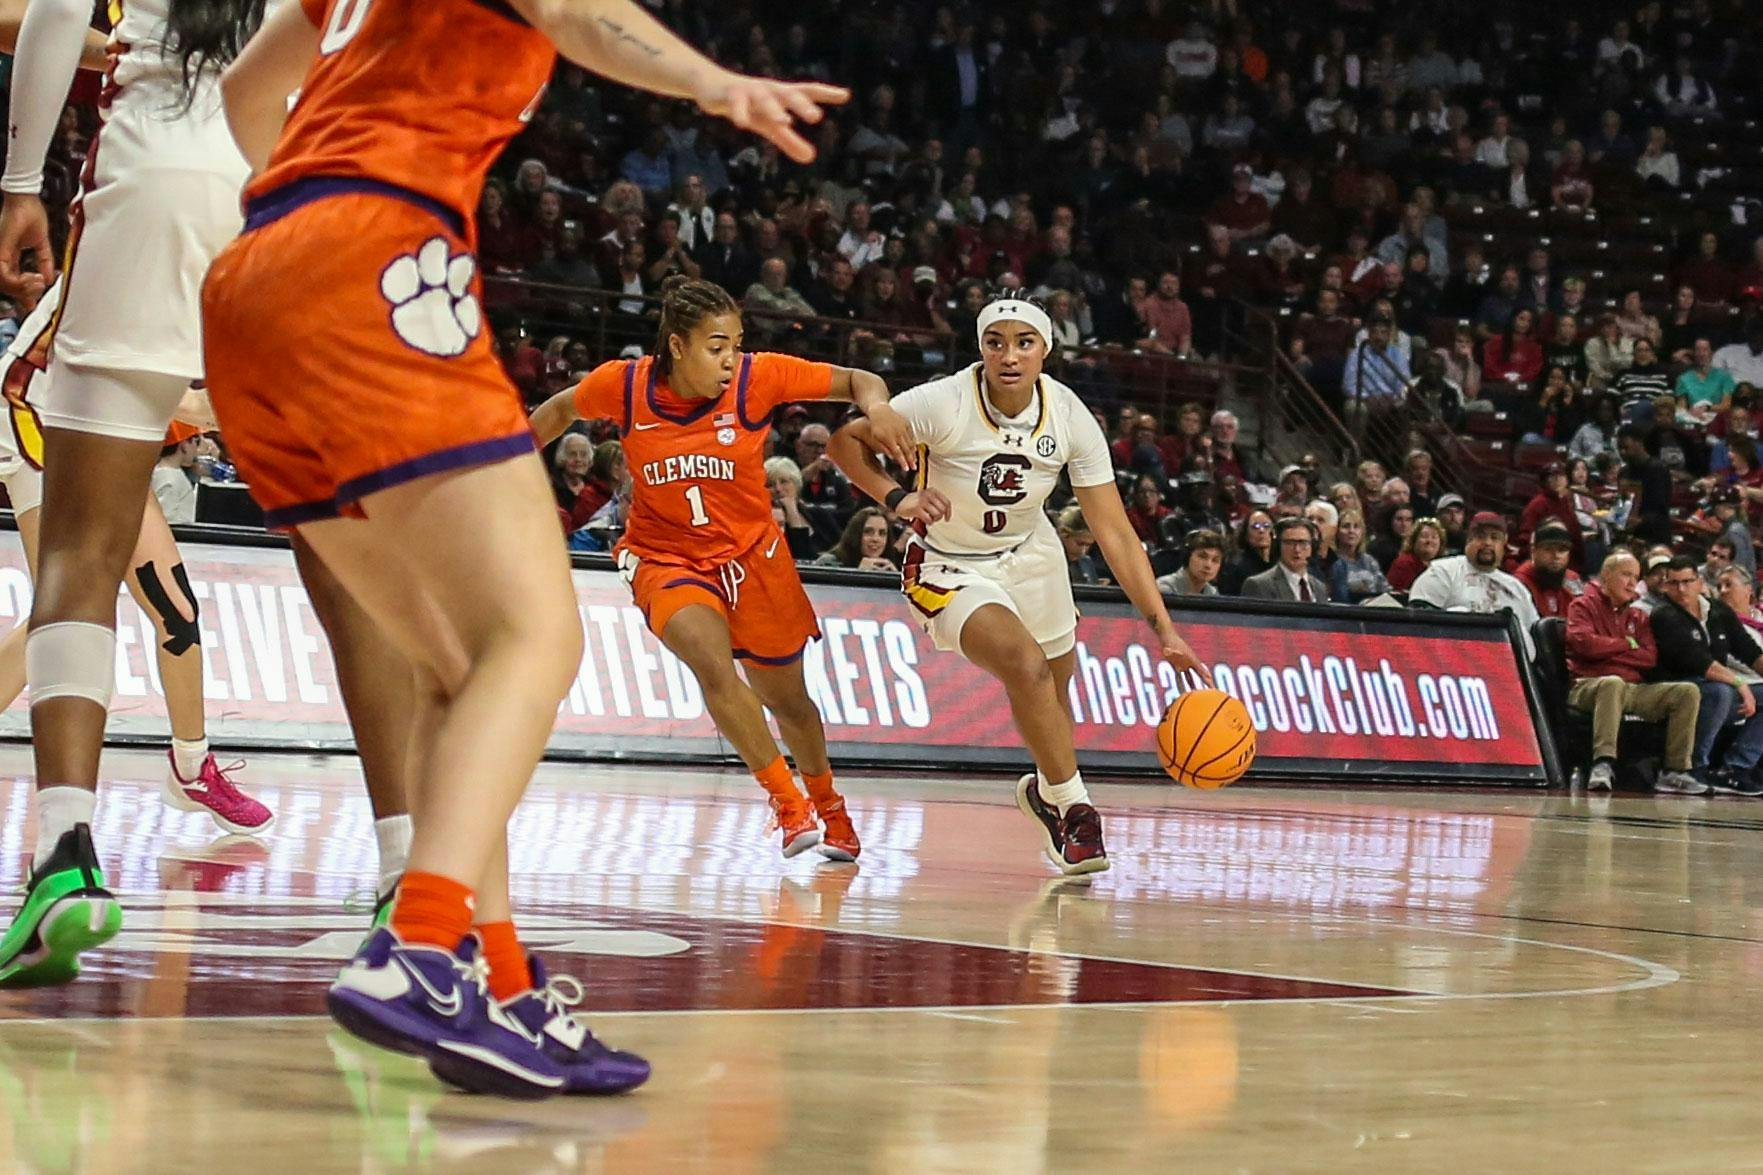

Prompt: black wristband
xmin=884 ymin=486 xmax=909 ymax=511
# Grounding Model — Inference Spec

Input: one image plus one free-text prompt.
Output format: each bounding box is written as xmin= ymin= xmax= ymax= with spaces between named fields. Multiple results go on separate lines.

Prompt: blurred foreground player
xmin=204 ymin=0 xmax=847 ymax=1097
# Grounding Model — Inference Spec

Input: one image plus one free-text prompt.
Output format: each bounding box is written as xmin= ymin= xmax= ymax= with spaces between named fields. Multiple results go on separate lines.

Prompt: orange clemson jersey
xmin=249 ymin=0 xmax=556 ymax=232
xmin=572 ymin=352 xmax=835 ymax=572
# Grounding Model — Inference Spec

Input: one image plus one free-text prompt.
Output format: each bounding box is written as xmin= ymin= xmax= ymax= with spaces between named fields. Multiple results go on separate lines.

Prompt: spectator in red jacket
xmin=1126 ymin=475 xmax=1171 ymax=544
xmin=1676 ymin=230 xmax=1737 ymax=305
xmin=1385 ymin=517 xmax=1445 ymax=592
xmin=1483 ymin=308 xmax=1544 ymax=387
xmin=1564 ymin=551 xmax=1701 ymax=792
xmin=1517 ymin=463 xmax=1586 ymax=571
xmin=1515 ymin=522 xmax=1584 ymax=617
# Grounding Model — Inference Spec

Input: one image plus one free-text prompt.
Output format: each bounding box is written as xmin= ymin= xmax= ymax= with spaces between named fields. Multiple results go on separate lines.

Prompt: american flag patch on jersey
xmin=714 ymin=412 xmax=736 ymax=428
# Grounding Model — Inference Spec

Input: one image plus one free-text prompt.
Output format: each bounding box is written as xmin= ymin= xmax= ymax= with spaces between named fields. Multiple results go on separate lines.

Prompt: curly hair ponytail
xmin=654 ymin=276 xmax=740 ymax=375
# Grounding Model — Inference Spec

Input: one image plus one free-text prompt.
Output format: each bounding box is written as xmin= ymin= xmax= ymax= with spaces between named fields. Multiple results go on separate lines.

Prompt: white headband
xmin=976 ymin=299 xmax=1053 ymax=353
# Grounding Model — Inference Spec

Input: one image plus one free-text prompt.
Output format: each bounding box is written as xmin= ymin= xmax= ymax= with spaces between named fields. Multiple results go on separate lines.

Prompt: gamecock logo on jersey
xmin=978 ymin=453 xmax=1033 ymax=506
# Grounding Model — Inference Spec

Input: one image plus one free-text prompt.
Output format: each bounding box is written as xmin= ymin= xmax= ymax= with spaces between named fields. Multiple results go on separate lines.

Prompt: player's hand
xmin=695 ymin=70 xmax=849 ymax=165
xmin=866 ymin=403 xmax=917 ymax=470
xmin=894 ymin=487 xmax=951 ymax=523
xmin=858 ymin=556 xmax=895 ymax=572
xmin=1156 ymin=620 xmax=1211 ymax=686
xmin=0 ymin=194 xmax=54 ymax=308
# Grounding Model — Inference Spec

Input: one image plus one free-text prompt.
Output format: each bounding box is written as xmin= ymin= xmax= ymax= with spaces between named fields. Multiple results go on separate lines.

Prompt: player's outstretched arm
xmin=508 ymin=0 xmax=848 ymax=163
xmin=218 ymin=0 xmax=321 ymax=174
xmin=824 ymin=367 xmax=915 ymax=470
xmin=0 ymin=0 xmax=109 ymax=69
xmin=529 ymin=389 xmax=583 ymax=448
xmin=1072 ymin=481 xmax=1209 ymax=683
xmin=829 ymin=418 xmax=949 ymax=524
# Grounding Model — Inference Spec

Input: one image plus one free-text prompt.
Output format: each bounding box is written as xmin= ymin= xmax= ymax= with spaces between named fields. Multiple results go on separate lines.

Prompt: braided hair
xmin=654 ymin=275 xmax=740 ymax=376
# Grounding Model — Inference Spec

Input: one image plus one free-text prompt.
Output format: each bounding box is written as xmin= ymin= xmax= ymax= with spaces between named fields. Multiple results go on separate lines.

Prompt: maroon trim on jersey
xmin=662 ymin=575 xmax=727 ymax=602
xmin=645 ymin=359 xmax=726 ymax=426
xmin=734 ymin=355 xmax=767 ymax=430
xmin=732 ymin=640 xmax=812 ymax=665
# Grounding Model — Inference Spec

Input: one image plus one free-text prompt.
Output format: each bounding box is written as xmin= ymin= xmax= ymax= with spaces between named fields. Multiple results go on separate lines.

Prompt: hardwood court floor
xmin=1 ymin=747 xmax=1761 ymax=1172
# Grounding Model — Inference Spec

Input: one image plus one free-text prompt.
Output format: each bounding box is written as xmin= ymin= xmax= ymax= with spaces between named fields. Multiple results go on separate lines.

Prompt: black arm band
xmin=884 ymin=486 xmax=909 ymax=511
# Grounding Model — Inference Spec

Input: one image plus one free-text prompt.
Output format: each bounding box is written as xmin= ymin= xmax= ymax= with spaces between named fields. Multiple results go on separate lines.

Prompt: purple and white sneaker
xmin=326 ymin=928 xmax=565 ymax=1100
xmin=497 ymin=956 xmax=651 ymax=1095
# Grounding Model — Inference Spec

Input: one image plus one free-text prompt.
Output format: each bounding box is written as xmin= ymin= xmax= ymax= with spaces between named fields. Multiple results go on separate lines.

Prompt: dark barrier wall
xmin=0 ymin=526 xmax=1558 ymax=787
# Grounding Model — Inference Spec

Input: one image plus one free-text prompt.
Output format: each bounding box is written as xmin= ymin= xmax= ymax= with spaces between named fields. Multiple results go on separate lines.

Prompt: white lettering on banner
xmin=881 ymin=621 xmax=929 ymax=728
xmin=822 ymin=619 xmax=870 ymax=725
xmin=211 ymin=583 xmax=254 ymax=701
xmin=236 ymin=584 xmax=288 ymax=703
xmin=848 ymin=619 xmax=893 ymax=726
xmin=586 ymin=606 xmax=632 ymax=717
xmin=565 ymin=606 xmax=605 ymax=715
xmin=282 ymin=587 xmax=329 ymax=704
xmin=620 ymin=608 xmax=669 ymax=719
xmin=801 ymin=644 xmax=842 ymax=724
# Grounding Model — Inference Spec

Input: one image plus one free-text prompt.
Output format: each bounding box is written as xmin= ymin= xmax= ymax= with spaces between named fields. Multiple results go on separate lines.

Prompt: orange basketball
xmin=1157 ymin=689 xmax=1256 ymax=789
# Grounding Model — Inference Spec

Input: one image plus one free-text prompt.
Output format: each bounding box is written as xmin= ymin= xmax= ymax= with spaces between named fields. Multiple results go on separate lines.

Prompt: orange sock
xmin=802 ymin=769 xmax=839 ymax=805
xmin=389 ymin=871 xmax=475 ymax=951
xmin=475 ymin=920 xmax=534 ymax=1001
xmin=754 ymin=756 xmax=801 ymax=803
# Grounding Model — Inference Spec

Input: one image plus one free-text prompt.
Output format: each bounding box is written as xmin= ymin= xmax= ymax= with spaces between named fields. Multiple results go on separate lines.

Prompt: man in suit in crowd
xmin=1242 ymin=517 xmax=1330 ymax=602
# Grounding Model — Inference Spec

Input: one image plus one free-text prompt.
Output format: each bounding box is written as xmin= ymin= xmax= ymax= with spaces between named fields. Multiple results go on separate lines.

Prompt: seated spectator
xmin=1705 ymin=485 xmax=1757 ymax=579
xmin=1408 ymin=513 xmax=1540 ymax=636
xmin=1637 ymin=549 xmax=1676 ymax=614
xmin=1678 ymin=233 xmax=1737 ymax=307
xmin=1290 ymin=288 xmax=1357 ymax=398
xmin=1219 ymin=511 xmax=1275 ymax=594
xmin=1331 ymin=510 xmax=1389 ymax=603
xmin=1717 ymin=566 xmax=1763 ymax=641
xmin=1678 ymin=337 xmax=1736 ymax=420
xmin=552 ymin=433 xmax=607 ymax=532
xmin=1156 ymin=529 xmax=1224 ymax=598
xmin=1208 ymin=410 xmax=1260 ymax=485
xmin=1158 ymin=403 xmax=1208 ymax=476
xmin=1059 ymin=505 xmax=1108 ymax=586
xmin=1369 ymin=503 xmax=1414 ymax=571
xmin=1566 ymin=551 xmax=1703 ymax=792
xmin=1551 ymin=141 xmax=1595 ymax=211
xmin=1341 ymin=316 xmax=1410 ymax=438
xmin=1702 ymin=536 xmax=1739 ymax=590
xmin=1139 ymin=271 xmax=1194 ymax=355
xmin=1483 ymin=309 xmax=1544 ymax=390
xmin=1126 ymin=475 xmax=1170 ymax=544
xmin=1519 ymin=462 xmax=1587 ymax=571
xmin=1387 ymin=517 xmax=1446 ymax=593
xmin=1616 ymin=290 xmax=1663 ymax=347
xmin=814 ymin=507 xmax=898 ymax=571
xmin=1353 ymin=460 xmax=1388 ymax=508
xmin=1584 ymin=316 xmax=1633 ymax=391
xmin=1710 ymin=405 xmax=1760 ymax=475
xmin=1093 ymin=276 xmax=1151 ymax=347
xmin=745 ymin=258 xmax=817 ymax=346
xmin=1473 ymin=265 xmax=1524 ymax=337
xmin=1614 ymin=338 xmax=1671 ymax=422
xmin=1618 ymin=424 xmax=1677 ymax=545
xmin=1513 ymin=365 xmax=1578 ymax=445
xmin=1168 ymin=463 xmax=1229 ymax=543
xmin=1112 ymin=413 xmax=1167 ymax=483
xmin=1403 ymin=450 xmax=1438 ymax=518
xmin=1207 ymin=163 xmax=1272 ymax=243
xmin=1568 ymin=396 xmax=1620 ymax=462
xmin=1327 ymin=482 xmax=1363 ymax=520
xmin=1241 ymin=518 xmax=1329 ymax=602
xmin=1306 ymin=500 xmax=1340 ymax=579
xmin=1651 ymin=557 xmax=1763 ymax=794
xmin=1436 ymin=493 xmax=1469 ymax=554
xmin=1654 ymin=55 xmax=1717 ymax=119
xmin=1514 ymin=522 xmax=1585 ymax=618
xmin=697 ymin=211 xmax=760 ymax=296
xmin=152 ymin=428 xmax=200 ymax=525
xmin=765 ymin=456 xmax=820 ymax=560
xmin=1713 ymin=318 xmax=1763 ymax=389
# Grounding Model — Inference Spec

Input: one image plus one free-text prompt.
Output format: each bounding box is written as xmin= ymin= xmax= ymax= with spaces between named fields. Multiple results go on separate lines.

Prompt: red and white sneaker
xmin=768 ymin=794 xmax=822 ymax=859
xmin=163 ymin=751 xmax=275 ymax=836
xmin=1014 ymin=773 xmax=1109 ymax=876
xmin=812 ymin=795 xmax=861 ymax=862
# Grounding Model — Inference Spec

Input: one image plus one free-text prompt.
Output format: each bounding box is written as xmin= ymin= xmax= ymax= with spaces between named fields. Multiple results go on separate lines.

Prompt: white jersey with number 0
xmin=889 ymin=364 xmax=1115 ymax=555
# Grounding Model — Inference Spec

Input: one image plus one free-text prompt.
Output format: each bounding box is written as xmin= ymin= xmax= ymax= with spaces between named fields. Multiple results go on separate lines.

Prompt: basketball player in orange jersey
xmin=205 ymin=0 xmax=848 ymax=1098
xmin=829 ymin=296 xmax=1208 ymax=875
xmin=530 ymin=277 xmax=916 ymax=862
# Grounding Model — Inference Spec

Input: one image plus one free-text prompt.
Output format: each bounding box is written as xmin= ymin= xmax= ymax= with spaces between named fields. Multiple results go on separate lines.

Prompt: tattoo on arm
xmin=595 ymin=16 xmax=662 ymax=59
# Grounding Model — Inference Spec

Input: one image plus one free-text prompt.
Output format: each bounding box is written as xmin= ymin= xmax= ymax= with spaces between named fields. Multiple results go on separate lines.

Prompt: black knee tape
xmin=136 ymin=560 xmax=200 ymax=655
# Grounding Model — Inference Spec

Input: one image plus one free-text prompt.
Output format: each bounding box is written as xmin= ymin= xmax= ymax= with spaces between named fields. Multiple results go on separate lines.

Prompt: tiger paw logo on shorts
xmin=379 ymin=237 xmax=482 ymax=358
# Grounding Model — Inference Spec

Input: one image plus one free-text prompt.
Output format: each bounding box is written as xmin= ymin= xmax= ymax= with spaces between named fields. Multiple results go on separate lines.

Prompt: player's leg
xmin=0 ymin=497 xmax=44 ymax=710
xmin=745 ymin=661 xmax=859 ymax=861
xmin=290 ymin=533 xmax=412 ymax=911
xmin=656 ymin=601 xmax=822 ymax=857
xmin=1 ymin=386 xmax=178 ymax=987
xmin=728 ymin=548 xmax=856 ymax=859
xmin=959 ymin=605 xmax=1107 ymax=875
xmin=124 ymin=496 xmax=273 ymax=835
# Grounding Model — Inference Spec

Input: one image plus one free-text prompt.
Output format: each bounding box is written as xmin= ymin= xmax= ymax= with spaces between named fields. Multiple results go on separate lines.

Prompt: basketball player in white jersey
xmin=0 ymin=0 xmax=264 ymax=985
xmin=829 ymin=295 xmax=1207 ymax=875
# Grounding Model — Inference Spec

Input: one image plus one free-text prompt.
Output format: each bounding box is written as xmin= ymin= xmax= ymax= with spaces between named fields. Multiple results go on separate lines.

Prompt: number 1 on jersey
xmin=685 ymin=484 xmax=711 ymax=527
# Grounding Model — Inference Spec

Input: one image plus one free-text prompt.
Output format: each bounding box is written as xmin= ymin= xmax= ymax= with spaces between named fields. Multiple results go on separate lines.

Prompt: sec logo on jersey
xmin=1036 ymin=435 xmax=1057 ymax=458
xmin=978 ymin=453 xmax=1032 ymax=505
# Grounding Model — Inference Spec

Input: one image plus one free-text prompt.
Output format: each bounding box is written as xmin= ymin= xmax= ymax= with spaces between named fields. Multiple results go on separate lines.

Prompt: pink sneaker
xmin=163 ymin=751 xmax=275 ymax=835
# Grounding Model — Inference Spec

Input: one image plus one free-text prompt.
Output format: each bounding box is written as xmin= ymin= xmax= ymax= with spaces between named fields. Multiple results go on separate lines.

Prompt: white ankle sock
xmin=1037 ymin=770 xmax=1090 ymax=816
xmin=33 ymin=786 xmax=95 ymax=869
xmin=375 ymin=814 xmax=413 ymax=895
xmin=171 ymin=737 xmax=209 ymax=780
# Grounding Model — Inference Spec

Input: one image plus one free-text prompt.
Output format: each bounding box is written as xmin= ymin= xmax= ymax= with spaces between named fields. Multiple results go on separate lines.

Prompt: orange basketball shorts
xmin=201 ymin=178 xmax=534 ymax=529
xmin=616 ymin=530 xmax=821 ymax=665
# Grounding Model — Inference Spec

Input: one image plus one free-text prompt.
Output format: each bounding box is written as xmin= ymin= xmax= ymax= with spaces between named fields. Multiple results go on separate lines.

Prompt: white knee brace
xmin=27 ymin=622 xmax=116 ymax=708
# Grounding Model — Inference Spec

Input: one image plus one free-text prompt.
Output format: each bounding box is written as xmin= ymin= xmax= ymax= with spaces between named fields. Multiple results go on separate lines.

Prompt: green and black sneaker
xmin=0 ymin=824 xmax=122 ymax=989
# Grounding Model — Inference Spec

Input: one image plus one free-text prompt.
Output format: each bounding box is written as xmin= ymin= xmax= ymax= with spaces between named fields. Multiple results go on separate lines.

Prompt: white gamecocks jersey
xmin=890 ymin=364 xmax=1115 ymax=556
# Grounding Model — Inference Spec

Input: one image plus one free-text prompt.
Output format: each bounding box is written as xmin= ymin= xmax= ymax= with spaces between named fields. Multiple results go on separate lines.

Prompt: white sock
xmin=33 ymin=786 xmax=96 ymax=869
xmin=375 ymin=814 xmax=413 ymax=895
xmin=171 ymin=736 xmax=209 ymax=780
xmin=1036 ymin=770 xmax=1090 ymax=816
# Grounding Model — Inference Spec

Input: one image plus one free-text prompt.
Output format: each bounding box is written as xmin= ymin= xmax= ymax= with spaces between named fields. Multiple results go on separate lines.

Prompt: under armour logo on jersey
xmin=1002 ymin=432 xmax=1025 ymax=448
xmin=379 ymin=238 xmax=481 ymax=358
